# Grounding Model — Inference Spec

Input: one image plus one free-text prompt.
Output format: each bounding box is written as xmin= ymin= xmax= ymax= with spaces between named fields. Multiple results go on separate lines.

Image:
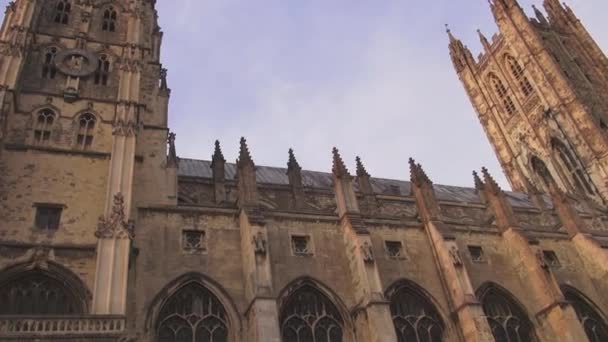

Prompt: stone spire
xmin=481 ymin=167 xmax=501 ymax=195
xmin=237 ymin=137 xmax=254 ymax=167
xmin=532 ymin=5 xmax=549 ymax=25
xmin=473 ymin=171 xmax=484 ymax=191
xmin=355 ymin=156 xmax=370 ymax=178
xmin=409 ymin=158 xmax=432 ymax=187
xmin=166 ymin=131 xmax=178 ymax=168
xmin=477 ymin=29 xmax=491 ymax=51
xmin=332 ymin=147 xmax=350 ymax=178
xmin=287 ymin=148 xmax=301 ymax=173
xmin=211 ymin=140 xmax=226 ymax=204
xmin=287 ymin=148 xmax=305 ymax=209
xmin=355 ymin=156 xmax=374 ymax=202
xmin=211 ymin=140 xmax=225 ymax=167
xmin=446 ymin=24 xmax=476 ymax=73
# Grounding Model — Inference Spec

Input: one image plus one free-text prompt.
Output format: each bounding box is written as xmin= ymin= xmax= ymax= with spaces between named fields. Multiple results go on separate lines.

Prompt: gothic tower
xmin=0 ymin=0 xmax=172 ymax=316
xmin=450 ymin=0 xmax=608 ymax=205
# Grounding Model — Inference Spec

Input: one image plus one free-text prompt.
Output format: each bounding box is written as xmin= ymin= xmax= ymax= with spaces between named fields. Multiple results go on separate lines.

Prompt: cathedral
xmin=0 ymin=0 xmax=608 ymax=341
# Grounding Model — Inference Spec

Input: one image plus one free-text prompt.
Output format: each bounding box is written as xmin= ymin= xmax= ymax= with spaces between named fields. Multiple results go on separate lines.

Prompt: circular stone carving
xmin=55 ymin=49 xmax=99 ymax=77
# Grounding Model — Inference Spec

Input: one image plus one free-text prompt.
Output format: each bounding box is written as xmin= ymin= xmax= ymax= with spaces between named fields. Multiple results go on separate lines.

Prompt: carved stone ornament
xmin=55 ymin=48 xmax=99 ymax=77
xmin=252 ymin=231 xmax=267 ymax=255
xmin=449 ymin=245 xmax=463 ymax=267
xmin=112 ymin=119 xmax=140 ymax=137
xmin=95 ymin=193 xmax=135 ymax=239
xmin=361 ymin=241 xmax=374 ymax=263
xmin=28 ymin=246 xmax=52 ymax=270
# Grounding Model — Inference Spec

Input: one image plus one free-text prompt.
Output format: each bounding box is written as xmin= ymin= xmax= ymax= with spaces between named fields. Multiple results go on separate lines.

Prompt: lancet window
xmin=551 ymin=138 xmax=595 ymax=195
xmin=157 ymin=282 xmax=229 ymax=342
xmin=94 ymin=55 xmax=111 ymax=86
xmin=34 ymin=109 xmax=56 ymax=144
xmin=489 ymin=74 xmax=517 ymax=116
xmin=506 ymin=56 xmax=534 ymax=97
xmin=280 ymin=284 xmax=344 ymax=342
xmin=42 ymin=47 xmax=58 ymax=79
xmin=0 ymin=271 xmax=82 ymax=315
xmin=388 ymin=283 xmax=444 ymax=342
xmin=76 ymin=113 xmax=96 ymax=149
xmin=563 ymin=288 xmax=608 ymax=342
xmin=53 ymin=0 xmax=71 ymax=25
xmin=478 ymin=284 xmax=536 ymax=342
xmin=102 ymin=6 xmax=118 ymax=32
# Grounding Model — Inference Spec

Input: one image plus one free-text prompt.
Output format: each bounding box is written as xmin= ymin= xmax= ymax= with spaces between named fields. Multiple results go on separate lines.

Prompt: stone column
xmin=410 ymin=161 xmax=494 ymax=342
xmin=332 ymin=149 xmax=398 ymax=342
xmin=479 ymin=168 xmax=589 ymax=342
xmin=236 ymin=138 xmax=281 ymax=342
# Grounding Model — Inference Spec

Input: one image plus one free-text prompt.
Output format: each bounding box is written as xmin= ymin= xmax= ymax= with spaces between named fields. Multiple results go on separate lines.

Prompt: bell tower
xmin=450 ymin=0 xmax=608 ymax=204
xmin=0 ymin=0 xmax=171 ymax=315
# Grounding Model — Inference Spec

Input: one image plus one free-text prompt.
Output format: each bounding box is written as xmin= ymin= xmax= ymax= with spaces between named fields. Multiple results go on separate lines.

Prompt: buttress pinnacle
xmin=211 ymin=140 xmax=225 ymax=168
xmin=481 ymin=167 xmax=501 ymax=194
xmin=237 ymin=137 xmax=254 ymax=166
xmin=332 ymin=147 xmax=350 ymax=177
xmin=287 ymin=148 xmax=301 ymax=172
xmin=355 ymin=156 xmax=370 ymax=178
xmin=409 ymin=158 xmax=432 ymax=186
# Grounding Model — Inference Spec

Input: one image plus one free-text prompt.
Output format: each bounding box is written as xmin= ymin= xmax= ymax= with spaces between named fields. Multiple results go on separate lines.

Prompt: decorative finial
xmin=473 ymin=171 xmax=484 ymax=190
xmin=238 ymin=137 xmax=253 ymax=166
xmin=481 ymin=167 xmax=501 ymax=194
xmin=167 ymin=131 xmax=178 ymax=168
xmin=287 ymin=148 xmax=301 ymax=172
xmin=211 ymin=140 xmax=225 ymax=168
xmin=409 ymin=158 xmax=432 ymax=186
xmin=332 ymin=147 xmax=350 ymax=177
xmin=355 ymin=156 xmax=370 ymax=178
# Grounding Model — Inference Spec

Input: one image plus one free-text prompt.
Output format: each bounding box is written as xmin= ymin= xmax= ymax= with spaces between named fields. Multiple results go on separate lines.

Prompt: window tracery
xmin=42 ymin=47 xmax=58 ymax=79
xmin=34 ymin=109 xmax=56 ymax=144
xmin=53 ymin=0 xmax=71 ymax=25
xmin=489 ymin=74 xmax=517 ymax=117
xmin=563 ymin=288 xmax=608 ymax=342
xmin=531 ymin=156 xmax=554 ymax=191
xmin=0 ymin=271 xmax=81 ymax=315
xmin=388 ymin=283 xmax=444 ymax=342
xmin=506 ymin=56 xmax=535 ymax=97
xmin=551 ymin=138 xmax=596 ymax=195
xmin=280 ymin=284 xmax=344 ymax=342
xmin=157 ymin=282 xmax=229 ymax=342
xmin=102 ymin=6 xmax=118 ymax=32
xmin=94 ymin=55 xmax=111 ymax=86
xmin=478 ymin=284 xmax=536 ymax=342
xmin=77 ymin=113 xmax=96 ymax=149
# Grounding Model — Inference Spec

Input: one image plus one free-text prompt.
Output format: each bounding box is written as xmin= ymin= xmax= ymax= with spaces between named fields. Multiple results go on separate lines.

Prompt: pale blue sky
xmin=9 ymin=0 xmax=608 ymax=188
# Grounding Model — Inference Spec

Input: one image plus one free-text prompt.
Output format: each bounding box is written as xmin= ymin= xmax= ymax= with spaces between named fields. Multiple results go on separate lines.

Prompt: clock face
xmin=54 ymin=48 xmax=99 ymax=77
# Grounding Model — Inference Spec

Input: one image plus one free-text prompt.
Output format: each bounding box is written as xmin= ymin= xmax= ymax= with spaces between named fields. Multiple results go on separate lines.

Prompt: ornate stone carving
xmin=28 ymin=246 xmax=51 ymax=270
xmin=449 ymin=245 xmax=463 ymax=266
xmin=252 ymin=231 xmax=267 ymax=255
xmin=95 ymin=193 xmax=135 ymax=239
xmin=361 ymin=241 xmax=374 ymax=263
xmin=112 ymin=119 xmax=139 ymax=136
xmin=54 ymin=49 xmax=99 ymax=77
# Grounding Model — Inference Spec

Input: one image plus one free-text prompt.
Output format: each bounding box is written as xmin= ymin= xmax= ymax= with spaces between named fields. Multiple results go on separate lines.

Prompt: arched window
xmin=388 ymin=283 xmax=444 ymax=342
xmin=102 ymin=6 xmax=118 ymax=32
xmin=34 ymin=109 xmax=56 ymax=144
xmin=280 ymin=284 xmax=344 ymax=342
xmin=562 ymin=287 xmax=608 ymax=342
xmin=42 ymin=47 xmax=58 ymax=79
xmin=156 ymin=282 xmax=229 ymax=342
xmin=77 ymin=113 xmax=96 ymax=149
xmin=489 ymin=74 xmax=517 ymax=117
xmin=531 ymin=156 xmax=554 ymax=190
xmin=0 ymin=271 xmax=82 ymax=315
xmin=506 ymin=56 xmax=535 ymax=97
xmin=94 ymin=55 xmax=110 ymax=86
xmin=551 ymin=138 xmax=596 ymax=195
xmin=53 ymin=0 xmax=71 ymax=25
xmin=478 ymin=284 xmax=536 ymax=342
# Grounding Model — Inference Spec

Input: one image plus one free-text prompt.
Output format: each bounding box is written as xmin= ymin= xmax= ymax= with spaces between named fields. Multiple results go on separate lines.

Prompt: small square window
xmin=291 ymin=235 xmax=311 ymax=256
xmin=182 ymin=230 xmax=205 ymax=253
xmin=543 ymin=250 xmax=561 ymax=267
xmin=35 ymin=205 xmax=62 ymax=230
xmin=468 ymin=245 xmax=485 ymax=263
xmin=385 ymin=241 xmax=404 ymax=258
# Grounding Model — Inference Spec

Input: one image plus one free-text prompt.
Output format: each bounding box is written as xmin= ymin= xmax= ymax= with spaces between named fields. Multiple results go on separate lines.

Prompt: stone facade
xmin=0 ymin=0 xmax=607 ymax=342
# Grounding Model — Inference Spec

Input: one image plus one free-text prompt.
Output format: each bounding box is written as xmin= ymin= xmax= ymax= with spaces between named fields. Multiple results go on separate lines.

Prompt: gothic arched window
xmin=94 ymin=55 xmax=111 ymax=85
xmin=506 ymin=56 xmax=535 ymax=97
xmin=77 ymin=113 xmax=96 ymax=149
xmin=478 ymin=284 xmax=536 ymax=342
xmin=34 ymin=109 xmax=56 ymax=144
xmin=0 ymin=271 xmax=82 ymax=315
xmin=562 ymin=287 xmax=608 ymax=342
xmin=489 ymin=74 xmax=517 ymax=117
xmin=42 ymin=47 xmax=58 ymax=79
xmin=53 ymin=0 xmax=71 ymax=25
xmin=156 ymin=282 xmax=229 ymax=342
xmin=102 ymin=6 xmax=118 ymax=32
xmin=388 ymin=283 xmax=444 ymax=342
xmin=551 ymin=138 xmax=596 ymax=195
xmin=531 ymin=156 xmax=554 ymax=191
xmin=280 ymin=284 xmax=344 ymax=342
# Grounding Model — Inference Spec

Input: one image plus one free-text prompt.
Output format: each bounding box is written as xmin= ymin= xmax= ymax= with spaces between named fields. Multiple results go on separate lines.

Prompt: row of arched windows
xmin=33 ymin=109 xmax=96 ymax=149
xmin=53 ymin=1 xmax=118 ymax=33
xmin=2 ymin=269 xmax=607 ymax=342
xmin=41 ymin=47 xmax=111 ymax=86
xmin=488 ymin=55 xmax=536 ymax=118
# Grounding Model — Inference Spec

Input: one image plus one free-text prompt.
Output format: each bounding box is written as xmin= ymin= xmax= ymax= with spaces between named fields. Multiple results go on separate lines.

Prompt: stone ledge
xmin=0 ymin=315 xmax=126 ymax=338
